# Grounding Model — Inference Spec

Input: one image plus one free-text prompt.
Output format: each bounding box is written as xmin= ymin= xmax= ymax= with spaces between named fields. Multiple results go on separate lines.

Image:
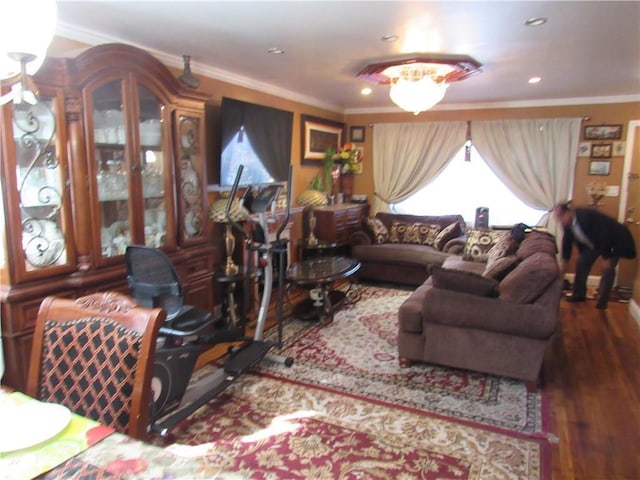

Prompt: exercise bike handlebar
xmin=225 ymin=164 xmax=250 ymax=240
xmin=274 ymin=165 xmax=293 ymax=244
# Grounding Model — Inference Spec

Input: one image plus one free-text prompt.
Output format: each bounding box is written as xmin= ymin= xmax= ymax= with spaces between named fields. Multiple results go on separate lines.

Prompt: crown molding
xmin=56 ymin=23 xmax=639 ymax=117
xmin=344 ymin=95 xmax=640 ymax=115
xmin=55 ymin=23 xmax=343 ymax=113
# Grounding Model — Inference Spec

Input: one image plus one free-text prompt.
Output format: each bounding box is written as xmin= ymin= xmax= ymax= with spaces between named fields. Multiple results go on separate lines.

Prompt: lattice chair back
xmin=26 ymin=292 xmax=165 ymax=440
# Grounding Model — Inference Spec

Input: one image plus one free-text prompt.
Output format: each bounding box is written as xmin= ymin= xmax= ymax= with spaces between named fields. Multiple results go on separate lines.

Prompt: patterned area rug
xmin=259 ymin=285 xmax=544 ymax=434
xmin=153 ymin=374 xmax=545 ymax=479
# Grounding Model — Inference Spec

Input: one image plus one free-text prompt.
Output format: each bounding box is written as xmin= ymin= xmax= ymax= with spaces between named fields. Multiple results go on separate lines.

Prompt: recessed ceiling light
xmin=267 ymin=47 xmax=285 ymax=55
xmin=528 ymin=76 xmax=542 ymax=84
xmin=524 ymin=17 xmax=547 ymax=27
xmin=381 ymin=34 xmax=398 ymax=43
xmin=361 ymin=87 xmax=372 ymax=95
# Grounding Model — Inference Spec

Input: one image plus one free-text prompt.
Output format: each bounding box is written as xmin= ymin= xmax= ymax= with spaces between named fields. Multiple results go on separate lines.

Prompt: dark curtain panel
xmin=220 ymin=97 xmax=293 ymax=181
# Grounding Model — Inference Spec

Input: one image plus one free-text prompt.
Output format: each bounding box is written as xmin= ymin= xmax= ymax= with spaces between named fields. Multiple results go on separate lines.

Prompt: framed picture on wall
xmin=591 ymin=143 xmax=612 ymax=158
xmin=613 ymin=141 xmax=626 ymax=156
xmin=584 ymin=125 xmax=623 ymax=140
xmin=588 ymin=160 xmax=611 ymax=176
xmin=578 ymin=142 xmax=591 ymax=157
xmin=350 ymin=125 xmax=365 ymax=143
xmin=301 ymin=115 xmax=344 ymax=165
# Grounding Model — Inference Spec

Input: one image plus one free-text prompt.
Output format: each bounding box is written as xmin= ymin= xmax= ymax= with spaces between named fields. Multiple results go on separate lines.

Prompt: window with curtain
xmin=220 ymin=97 xmax=293 ymax=186
xmin=393 ymin=145 xmax=546 ymax=227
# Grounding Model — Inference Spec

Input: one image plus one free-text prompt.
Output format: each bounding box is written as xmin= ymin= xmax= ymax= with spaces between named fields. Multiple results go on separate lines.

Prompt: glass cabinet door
xmin=138 ymin=84 xmax=168 ymax=249
xmin=93 ymin=80 xmax=130 ymax=258
xmin=176 ymin=112 xmax=206 ymax=242
xmin=91 ymin=80 xmax=172 ymax=258
xmin=12 ymin=98 xmax=69 ymax=272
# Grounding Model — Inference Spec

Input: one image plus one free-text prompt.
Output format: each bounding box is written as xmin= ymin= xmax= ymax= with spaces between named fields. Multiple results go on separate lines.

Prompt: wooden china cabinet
xmin=0 ymin=44 xmax=213 ymax=390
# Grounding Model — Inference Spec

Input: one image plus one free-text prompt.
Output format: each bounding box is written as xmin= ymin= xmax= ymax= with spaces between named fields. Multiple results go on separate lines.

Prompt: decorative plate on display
xmin=0 ymin=400 xmax=72 ymax=453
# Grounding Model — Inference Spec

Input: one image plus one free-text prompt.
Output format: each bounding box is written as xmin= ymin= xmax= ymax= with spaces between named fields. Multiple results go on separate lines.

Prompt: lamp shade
xmin=296 ymin=189 xmax=328 ymax=207
xmin=209 ymin=198 xmax=249 ymax=223
xmin=0 ymin=0 xmax=58 ymax=80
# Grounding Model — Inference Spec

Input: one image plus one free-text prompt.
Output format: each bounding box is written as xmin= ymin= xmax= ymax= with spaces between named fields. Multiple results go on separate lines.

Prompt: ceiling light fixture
xmin=528 ymin=76 xmax=542 ymax=84
xmin=357 ymin=54 xmax=482 ymax=115
xmin=268 ymin=47 xmax=285 ymax=55
xmin=524 ymin=17 xmax=547 ymax=27
xmin=0 ymin=0 xmax=57 ymax=105
xmin=381 ymin=34 xmax=398 ymax=43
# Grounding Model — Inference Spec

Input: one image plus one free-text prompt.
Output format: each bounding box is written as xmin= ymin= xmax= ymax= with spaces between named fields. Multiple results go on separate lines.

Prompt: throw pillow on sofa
xmin=482 ymin=234 xmax=519 ymax=280
xmin=389 ymin=221 xmax=441 ymax=246
xmin=365 ymin=216 xmax=389 ymax=244
xmin=516 ymin=230 xmax=558 ymax=260
xmin=433 ymin=221 xmax=462 ymax=251
xmin=428 ymin=265 xmax=499 ymax=297
xmin=499 ymin=251 xmax=560 ymax=303
xmin=483 ymin=255 xmax=520 ymax=281
xmin=462 ymin=229 xmax=508 ymax=263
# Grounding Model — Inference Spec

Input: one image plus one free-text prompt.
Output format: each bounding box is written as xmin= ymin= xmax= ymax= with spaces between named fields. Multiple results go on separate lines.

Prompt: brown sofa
xmin=349 ymin=212 xmax=466 ymax=286
xmin=397 ymin=230 xmax=562 ymax=390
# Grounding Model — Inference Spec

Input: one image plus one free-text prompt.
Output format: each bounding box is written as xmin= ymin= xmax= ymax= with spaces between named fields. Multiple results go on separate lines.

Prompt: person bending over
xmin=553 ymin=202 xmax=636 ymax=309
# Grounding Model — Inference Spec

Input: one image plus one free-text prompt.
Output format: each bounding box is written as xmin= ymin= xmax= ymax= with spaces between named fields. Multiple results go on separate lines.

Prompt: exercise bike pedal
xmin=224 ymin=340 xmax=272 ymax=376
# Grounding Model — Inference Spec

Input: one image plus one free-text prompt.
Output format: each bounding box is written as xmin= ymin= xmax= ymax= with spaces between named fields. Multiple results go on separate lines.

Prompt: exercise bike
xmin=125 ymin=164 xmax=293 ymax=436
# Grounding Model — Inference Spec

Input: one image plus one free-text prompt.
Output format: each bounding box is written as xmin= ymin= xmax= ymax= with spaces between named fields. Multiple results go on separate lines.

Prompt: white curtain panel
xmin=372 ymin=121 xmax=466 ymax=213
xmin=472 ymin=118 xmax=582 ymax=236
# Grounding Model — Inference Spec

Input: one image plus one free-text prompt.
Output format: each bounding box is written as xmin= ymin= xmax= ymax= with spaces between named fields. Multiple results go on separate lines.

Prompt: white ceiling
xmin=55 ymin=1 xmax=640 ymax=114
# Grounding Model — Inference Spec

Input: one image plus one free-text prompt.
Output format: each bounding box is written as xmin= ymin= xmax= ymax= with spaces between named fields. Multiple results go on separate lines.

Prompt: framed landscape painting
xmin=584 ymin=125 xmax=623 ymax=140
xmin=301 ymin=115 xmax=344 ymax=165
xmin=589 ymin=160 xmax=611 ymax=176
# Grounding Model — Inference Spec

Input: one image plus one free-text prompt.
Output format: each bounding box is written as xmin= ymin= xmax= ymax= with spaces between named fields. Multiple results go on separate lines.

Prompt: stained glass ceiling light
xmin=357 ymin=54 xmax=482 ymax=115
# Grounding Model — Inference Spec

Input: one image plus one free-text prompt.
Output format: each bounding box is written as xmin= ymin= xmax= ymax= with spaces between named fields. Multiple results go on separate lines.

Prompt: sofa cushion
xmin=389 ymin=222 xmax=441 ymax=246
xmin=376 ymin=212 xmax=466 ymax=232
xmin=462 ymin=229 xmax=508 ymax=262
xmin=433 ymin=221 xmax=462 ymax=251
xmin=353 ymin=243 xmax=451 ymax=266
xmin=365 ymin=216 xmax=389 ymax=244
xmin=499 ymin=252 xmax=560 ymax=303
xmin=516 ymin=231 xmax=558 ymax=260
xmin=483 ymin=254 xmax=520 ymax=281
xmin=441 ymin=256 xmax=487 ymax=274
xmin=483 ymin=235 xmax=519 ymax=280
xmin=486 ymin=233 xmax=517 ymax=262
xmin=429 ymin=265 xmax=499 ymax=297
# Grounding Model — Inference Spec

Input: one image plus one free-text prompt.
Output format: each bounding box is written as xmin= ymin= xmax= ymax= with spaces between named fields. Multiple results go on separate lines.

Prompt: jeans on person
xmin=573 ymin=249 xmax=619 ymax=302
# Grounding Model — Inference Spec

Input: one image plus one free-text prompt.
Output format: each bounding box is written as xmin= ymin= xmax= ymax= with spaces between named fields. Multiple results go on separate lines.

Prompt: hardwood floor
xmin=195 ymin=286 xmax=640 ymax=479
xmin=544 ymin=298 xmax=640 ymax=480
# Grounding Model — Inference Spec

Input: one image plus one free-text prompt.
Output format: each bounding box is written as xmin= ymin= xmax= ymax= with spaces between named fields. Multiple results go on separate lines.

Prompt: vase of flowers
xmin=338 ymin=143 xmax=362 ymax=201
xmin=586 ymin=181 xmax=607 ymax=207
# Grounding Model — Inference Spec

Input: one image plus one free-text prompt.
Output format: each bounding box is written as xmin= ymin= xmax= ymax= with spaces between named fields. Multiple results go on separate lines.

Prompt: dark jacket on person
xmin=561 ymin=208 xmax=637 ymax=260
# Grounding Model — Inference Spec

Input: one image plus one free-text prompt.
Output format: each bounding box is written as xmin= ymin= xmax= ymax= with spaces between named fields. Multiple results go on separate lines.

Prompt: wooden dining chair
xmin=26 ymin=291 xmax=165 ymax=440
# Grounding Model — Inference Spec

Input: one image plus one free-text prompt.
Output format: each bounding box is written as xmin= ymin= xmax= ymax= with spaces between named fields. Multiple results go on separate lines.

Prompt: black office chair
xmin=125 ymin=245 xmax=216 ymax=342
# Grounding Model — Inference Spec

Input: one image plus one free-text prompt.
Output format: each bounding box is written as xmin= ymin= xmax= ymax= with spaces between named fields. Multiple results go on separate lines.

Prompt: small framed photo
xmin=578 ymin=142 xmax=591 ymax=157
xmin=350 ymin=125 xmax=365 ymax=143
xmin=584 ymin=125 xmax=623 ymax=140
xmin=589 ymin=160 xmax=611 ymax=176
xmin=591 ymin=143 xmax=612 ymax=158
xmin=613 ymin=141 xmax=626 ymax=156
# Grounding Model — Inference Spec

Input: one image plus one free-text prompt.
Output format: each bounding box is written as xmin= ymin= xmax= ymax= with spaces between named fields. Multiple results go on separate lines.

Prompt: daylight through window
xmin=393 ymin=146 xmax=546 ymax=227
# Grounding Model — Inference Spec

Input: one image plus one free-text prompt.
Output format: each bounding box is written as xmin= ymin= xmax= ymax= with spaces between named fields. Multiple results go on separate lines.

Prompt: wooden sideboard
xmin=311 ymin=203 xmax=369 ymax=246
